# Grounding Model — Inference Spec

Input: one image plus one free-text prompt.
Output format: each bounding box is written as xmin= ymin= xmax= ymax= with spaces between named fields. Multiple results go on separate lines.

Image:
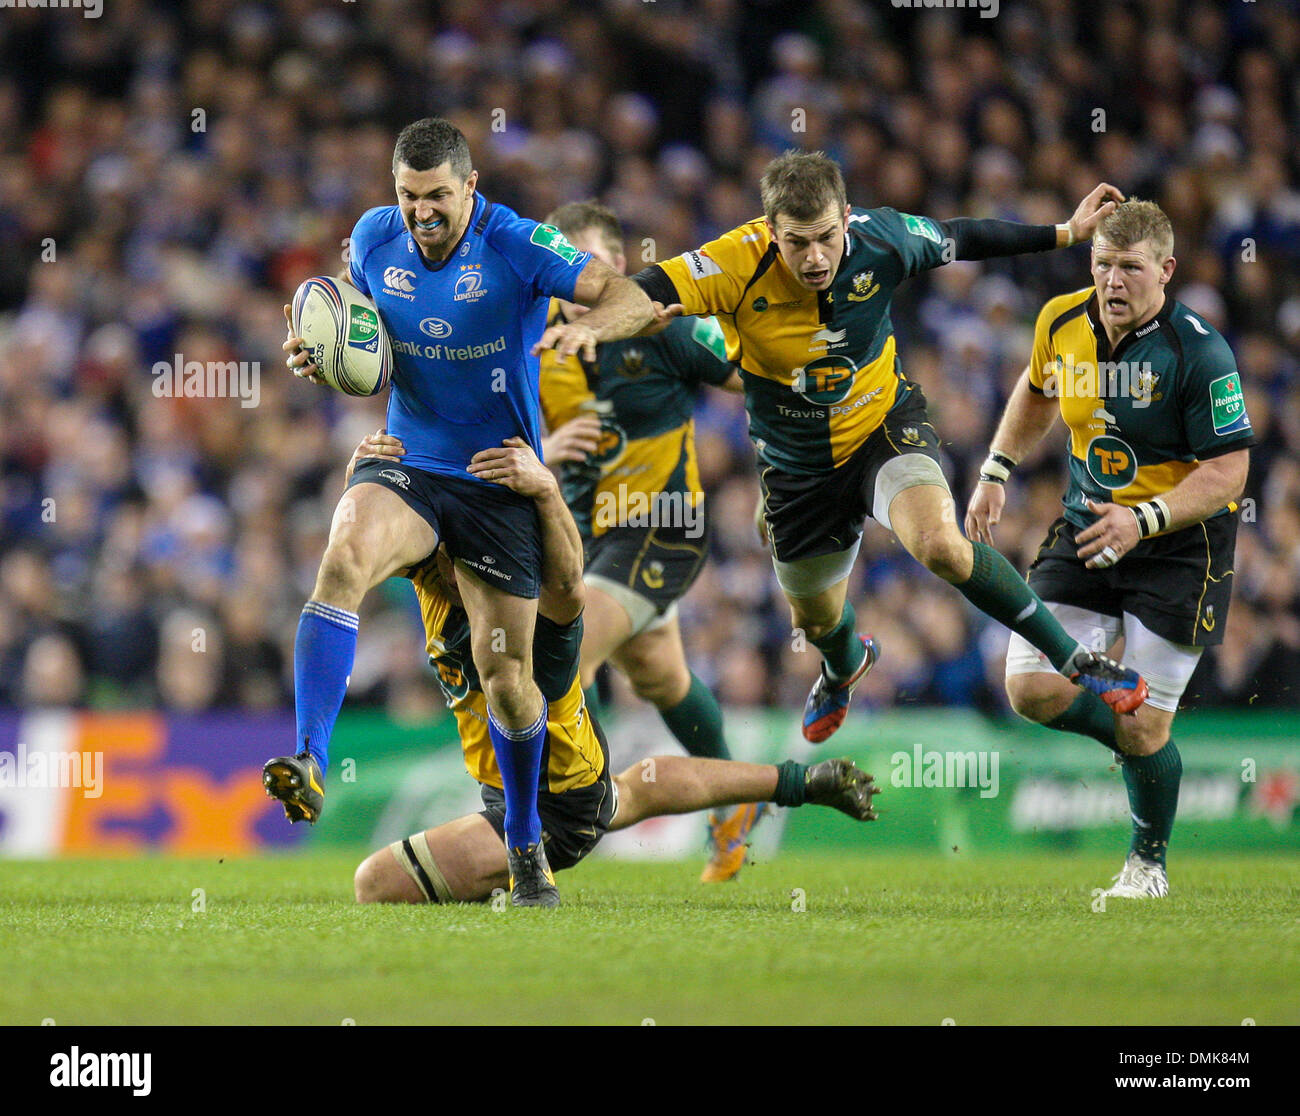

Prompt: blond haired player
xmin=966 ymin=200 xmax=1253 ymax=898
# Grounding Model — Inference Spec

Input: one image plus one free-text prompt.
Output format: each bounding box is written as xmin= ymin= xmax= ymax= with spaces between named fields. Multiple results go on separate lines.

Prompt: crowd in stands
xmin=1 ymin=0 xmax=1296 ymax=721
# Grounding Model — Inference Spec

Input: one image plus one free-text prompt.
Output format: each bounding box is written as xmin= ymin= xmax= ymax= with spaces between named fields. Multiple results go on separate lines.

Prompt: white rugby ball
xmin=290 ymin=276 xmax=393 ymax=396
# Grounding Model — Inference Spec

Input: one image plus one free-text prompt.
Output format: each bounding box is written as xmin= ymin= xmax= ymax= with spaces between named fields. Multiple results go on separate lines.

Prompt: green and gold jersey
xmin=651 ymin=207 xmax=953 ymax=476
xmin=539 ymin=307 xmax=732 ymax=538
xmin=1029 ymin=288 xmax=1255 ymax=532
xmin=411 ymin=566 xmax=604 ymax=794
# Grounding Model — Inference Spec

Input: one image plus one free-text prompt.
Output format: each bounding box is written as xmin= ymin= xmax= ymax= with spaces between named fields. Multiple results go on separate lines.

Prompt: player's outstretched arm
xmin=532 ymin=258 xmax=654 ymax=361
xmin=965 ymin=366 xmax=1059 ymax=545
xmin=940 ymin=183 xmax=1124 ymax=262
xmin=467 ymin=437 xmax=585 ymax=624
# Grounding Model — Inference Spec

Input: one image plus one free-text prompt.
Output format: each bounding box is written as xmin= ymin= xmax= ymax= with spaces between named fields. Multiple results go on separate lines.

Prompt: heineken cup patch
xmin=529 ymin=224 xmax=581 ymax=263
xmin=1208 ymin=373 xmax=1250 ymax=435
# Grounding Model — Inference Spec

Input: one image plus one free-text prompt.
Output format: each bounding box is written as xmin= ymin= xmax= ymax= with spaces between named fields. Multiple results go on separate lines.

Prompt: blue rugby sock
xmin=293 ymin=601 xmax=359 ymax=775
xmin=489 ymin=703 xmax=548 ymax=850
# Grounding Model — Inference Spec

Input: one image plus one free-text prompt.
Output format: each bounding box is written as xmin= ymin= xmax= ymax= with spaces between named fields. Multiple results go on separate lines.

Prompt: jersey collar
xmin=1087 ymin=290 xmax=1172 ymax=363
xmin=411 ymin=193 xmax=488 ymax=273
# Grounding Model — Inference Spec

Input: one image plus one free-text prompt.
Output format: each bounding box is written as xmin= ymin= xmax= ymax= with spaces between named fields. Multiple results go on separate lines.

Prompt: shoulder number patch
xmin=901 ymin=213 xmax=942 ymax=244
xmin=529 ymin=223 xmax=581 ymax=264
xmin=1208 ymin=373 xmax=1250 ymax=435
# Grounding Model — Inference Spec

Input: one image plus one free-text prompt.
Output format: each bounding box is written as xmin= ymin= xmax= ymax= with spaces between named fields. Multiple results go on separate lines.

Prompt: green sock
xmin=958 ymin=542 xmax=1081 ymax=671
xmin=1044 ymin=691 xmax=1118 ymax=749
xmin=1121 ymin=740 xmax=1182 ymax=867
xmin=772 ymin=760 xmax=807 ymax=807
xmin=811 ymin=600 xmax=866 ymax=680
xmin=658 ymin=673 xmax=730 ymax=760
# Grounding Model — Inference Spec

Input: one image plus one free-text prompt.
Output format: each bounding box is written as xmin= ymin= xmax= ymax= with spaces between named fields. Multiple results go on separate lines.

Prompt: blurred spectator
xmin=0 ymin=1 xmax=1295 ymax=722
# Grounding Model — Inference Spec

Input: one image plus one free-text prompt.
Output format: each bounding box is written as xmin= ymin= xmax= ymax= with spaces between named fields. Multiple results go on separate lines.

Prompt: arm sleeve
xmin=346 ymin=210 xmax=381 ymax=296
xmin=1177 ymin=327 xmax=1256 ymax=459
xmin=532 ymin=613 xmax=583 ymax=701
xmin=492 ymin=214 xmax=592 ymax=302
xmin=939 ymin=217 xmax=1057 ymax=261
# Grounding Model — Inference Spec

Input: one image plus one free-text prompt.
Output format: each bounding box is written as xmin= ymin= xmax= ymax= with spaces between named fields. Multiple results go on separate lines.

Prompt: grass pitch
xmin=1 ymin=852 xmax=1295 ymax=1026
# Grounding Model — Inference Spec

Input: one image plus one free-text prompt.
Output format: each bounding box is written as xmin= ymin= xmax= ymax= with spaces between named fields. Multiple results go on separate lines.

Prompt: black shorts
xmin=584 ymin=521 xmax=709 ymax=614
xmin=760 ymin=387 xmax=944 ymax=563
xmin=478 ymin=720 xmax=617 ymax=871
xmin=348 ymin=457 xmax=541 ymax=599
xmin=1026 ymin=512 xmax=1238 ymax=648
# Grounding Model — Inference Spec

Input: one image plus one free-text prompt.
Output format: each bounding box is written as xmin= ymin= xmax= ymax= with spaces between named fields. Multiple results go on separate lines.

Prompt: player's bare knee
xmin=354 ymin=852 xmax=396 ymax=903
xmin=911 ymin=530 xmax=969 ymax=584
xmin=631 ymin=664 xmax=688 ymax=708
xmin=314 ymin=537 xmax=372 ymax=605
xmin=1114 ymin=716 xmax=1170 ymax=757
xmin=789 ymin=604 xmax=837 ymax=642
xmin=1006 ymin=674 xmax=1073 ymax=724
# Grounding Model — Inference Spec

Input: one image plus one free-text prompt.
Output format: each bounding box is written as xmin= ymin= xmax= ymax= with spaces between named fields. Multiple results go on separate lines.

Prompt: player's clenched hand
xmin=1067 ymin=183 xmax=1126 ymax=243
xmin=1077 ymin=498 xmax=1140 ymax=569
xmin=283 ymin=304 xmax=324 ymax=385
xmin=965 ymin=482 xmax=1006 ymax=546
xmin=542 ymin=414 xmax=602 ymax=463
xmin=345 ymin=429 xmax=405 ymax=483
xmin=468 ymin=437 xmax=556 ymax=500
xmin=532 ymin=321 xmax=599 ymax=363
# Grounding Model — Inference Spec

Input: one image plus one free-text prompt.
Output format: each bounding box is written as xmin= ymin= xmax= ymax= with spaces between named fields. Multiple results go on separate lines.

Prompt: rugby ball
xmin=290 ymin=276 xmax=392 ymax=396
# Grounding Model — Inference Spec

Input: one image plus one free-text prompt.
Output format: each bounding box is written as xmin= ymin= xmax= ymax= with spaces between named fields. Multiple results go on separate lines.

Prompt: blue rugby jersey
xmin=347 ymin=194 xmax=591 ymax=478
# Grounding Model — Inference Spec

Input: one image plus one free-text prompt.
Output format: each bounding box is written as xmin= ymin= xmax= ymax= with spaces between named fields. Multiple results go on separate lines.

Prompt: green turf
xmin=1 ymin=852 xmax=1295 ymax=1025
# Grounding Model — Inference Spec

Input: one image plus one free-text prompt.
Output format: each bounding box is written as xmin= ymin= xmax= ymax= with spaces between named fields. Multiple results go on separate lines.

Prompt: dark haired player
xmin=570 ymin=151 xmax=1149 ymax=744
xmin=537 ymin=201 xmax=768 ymax=883
xmin=264 ymin=118 xmax=652 ymax=906
xmin=967 ymin=200 xmax=1253 ymax=898
xmin=345 ymin=431 xmax=879 ymax=905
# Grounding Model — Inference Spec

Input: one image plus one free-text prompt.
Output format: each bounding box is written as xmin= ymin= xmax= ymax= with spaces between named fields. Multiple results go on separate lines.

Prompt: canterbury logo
xmin=383 ymin=267 xmax=415 ymax=292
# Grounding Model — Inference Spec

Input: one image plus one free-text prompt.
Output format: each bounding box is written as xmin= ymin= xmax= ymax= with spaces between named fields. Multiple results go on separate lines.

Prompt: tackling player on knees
xmin=263 ymin=118 xmax=652 ymax=908
xmin=350 ymin=433 xmax=879 ymax=905
xmin=966 ymin=199 xmax=1253 ymax=898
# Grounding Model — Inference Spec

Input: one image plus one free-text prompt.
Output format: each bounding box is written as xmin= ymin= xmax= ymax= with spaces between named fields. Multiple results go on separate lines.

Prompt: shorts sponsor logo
xmin=1085 ymin=435 xmax=1137 ymax=489
xmin=378 ymin=469 xmax=410 ymax=489
xmin=419 ymin=317 xmax=453 ymax=339
xmin=460 ymin=557 xmax=511 ymax=581
xmin=383 ymin=267 xmax=416 ymax=294
xmin=1209 ymin=373 xmax=1250 ymax=435
xmin=641 ymin=561 xmax=666 ymax=590
xmin=529 ymin=223 xmax=581 ymax=263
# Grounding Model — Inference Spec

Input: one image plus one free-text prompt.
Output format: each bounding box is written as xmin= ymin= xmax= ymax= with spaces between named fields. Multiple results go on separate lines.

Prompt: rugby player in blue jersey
xmin=263 ymin=118 xmax=652 ymax=906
